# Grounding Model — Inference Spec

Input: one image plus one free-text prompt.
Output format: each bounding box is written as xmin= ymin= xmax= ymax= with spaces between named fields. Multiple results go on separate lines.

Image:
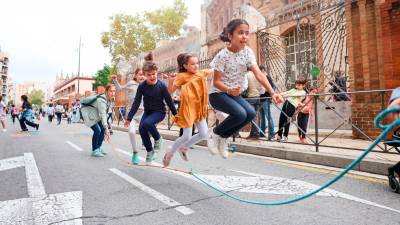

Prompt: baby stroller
xmin=385 ymin=127 xmax=400 ymax=193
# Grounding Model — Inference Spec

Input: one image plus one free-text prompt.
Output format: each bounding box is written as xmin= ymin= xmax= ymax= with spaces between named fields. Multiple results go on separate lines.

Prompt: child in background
xmin=67 ymin=108 xmax=73 ymax=124
xmin=124 ymin=52 xmax=177 ymax=165
xmin=277 ymin=79 xmax=307 ymax=142
xmin=162 ymin=53 xmax=212 ymax=167
xmin=297 ymin=87 xmax=317 ymax=144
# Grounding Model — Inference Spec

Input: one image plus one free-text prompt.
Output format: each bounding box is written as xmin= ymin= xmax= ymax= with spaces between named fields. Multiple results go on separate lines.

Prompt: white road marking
xmin=0 ymin=156 xmax=24 ymax=172
xmin=109 ymin=168 xmax=194 ymax=216
xmin=24 ymin=153 xmax=46 ymax=198
xmin=0 ymin=154 xmax=83 ymax=224
xmin=66 ymin=141 xmax=84 ymax=151
xmin=113 ymin=148 xmax=400 ymax=214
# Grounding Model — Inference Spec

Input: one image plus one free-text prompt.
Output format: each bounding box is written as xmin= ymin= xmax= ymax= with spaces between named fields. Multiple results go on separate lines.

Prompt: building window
xmin=284 ymin=25 xmax=316 ymax=89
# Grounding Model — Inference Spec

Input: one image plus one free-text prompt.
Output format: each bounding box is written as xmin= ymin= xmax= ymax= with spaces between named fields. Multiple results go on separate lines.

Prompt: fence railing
xmin=112 ymin=89 xmax=399 ymax=154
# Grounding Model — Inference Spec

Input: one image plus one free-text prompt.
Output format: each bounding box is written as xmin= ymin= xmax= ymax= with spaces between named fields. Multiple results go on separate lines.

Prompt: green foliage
xmin=145 ymin=0 xmax=189 ymax=40
xmin=93 ymin=64 xmax=111 ymax=89
xmin=101 ymin=0 xmax=188 ymax=64
xmin=28 ymin=89 xmax=44 ymax=107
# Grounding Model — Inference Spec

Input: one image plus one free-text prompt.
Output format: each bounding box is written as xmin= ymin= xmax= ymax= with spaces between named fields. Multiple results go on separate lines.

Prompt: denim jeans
xmin=260 ymin=100 xmax=275 ymax=138
xmin=90 ymin=121 xmax=105 ymax=151
xmin=246 ymin=98 xmax=261 ymax=137
xmin=139 ymin=111 xmax=165 ymax=152
xmin=209 ymin=93 xmax=256 ymax=138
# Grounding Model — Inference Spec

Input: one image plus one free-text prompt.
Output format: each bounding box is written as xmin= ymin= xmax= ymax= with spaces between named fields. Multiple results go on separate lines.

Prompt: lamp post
xmin=77 ymin=36 xmax=82 ymax=96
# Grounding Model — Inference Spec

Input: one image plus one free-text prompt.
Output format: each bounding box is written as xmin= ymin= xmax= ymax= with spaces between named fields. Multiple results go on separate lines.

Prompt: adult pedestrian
xmin=47 ymin=103 xmax=55 ymax=122
xmin=0 ymin=96 xmax=6 ymax=132
xmin=55 ymin=102 xmax=64 ymax=125
xmin=259 ymin=65 xmax=276 ymax=140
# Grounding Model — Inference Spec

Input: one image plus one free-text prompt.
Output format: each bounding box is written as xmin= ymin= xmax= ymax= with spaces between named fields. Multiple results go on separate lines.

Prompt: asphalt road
xmin=0 ymin=118 xmax=399 ymax=225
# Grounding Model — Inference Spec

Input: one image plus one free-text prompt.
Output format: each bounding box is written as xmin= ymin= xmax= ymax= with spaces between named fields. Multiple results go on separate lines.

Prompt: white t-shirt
xmin=209 ymin=46 xmax=257 ymax=93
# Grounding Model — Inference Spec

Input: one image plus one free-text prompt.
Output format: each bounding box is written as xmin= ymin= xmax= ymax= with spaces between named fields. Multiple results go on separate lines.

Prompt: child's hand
xmin=124 ymin=120 xmax=130 ymax=128
xmin=168 ymin=73 xmax=177 ymax=80
xmin=228 ymin=86 xmax=241 ymax=96
xmin=272 ymin=93 xmax=284 ymax=104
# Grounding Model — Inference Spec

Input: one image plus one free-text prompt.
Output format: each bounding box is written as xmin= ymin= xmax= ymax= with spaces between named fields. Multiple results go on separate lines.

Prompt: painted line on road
xmin=24 ymin=153 xmax=46 ymax=198
xmin=109 ymin=168 xmax=195 ymax=215
xmin=0 ymin=156 xmax=25 ymax=172
xmin=66 ymin=141 xmax=84 ymax=152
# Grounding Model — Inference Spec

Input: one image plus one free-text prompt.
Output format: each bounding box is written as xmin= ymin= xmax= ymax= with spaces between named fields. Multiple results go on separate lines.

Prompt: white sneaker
xmin=207 ymin=129 xmax=219 ymax=155
xmin=217 ymin=137 xmax=229 ymax=159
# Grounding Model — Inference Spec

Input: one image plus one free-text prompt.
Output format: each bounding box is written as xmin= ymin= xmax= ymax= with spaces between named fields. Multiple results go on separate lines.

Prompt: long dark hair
xmin=177 ymin=53 xmax=196 ymax=73
xmin=21 ymin=95 xmax=28 ymax=102
xmin=142 ymin=52 xmax=158 ymax=72
xmin=220 ymin=19 xmax=249 ymax=42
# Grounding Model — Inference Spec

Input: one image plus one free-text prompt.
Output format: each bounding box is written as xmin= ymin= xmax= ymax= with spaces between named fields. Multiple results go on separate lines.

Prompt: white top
xmin=209 ymin=46 xmax=257 ymax=93
xmin=0 ymin=101 xmax=6 ymax=116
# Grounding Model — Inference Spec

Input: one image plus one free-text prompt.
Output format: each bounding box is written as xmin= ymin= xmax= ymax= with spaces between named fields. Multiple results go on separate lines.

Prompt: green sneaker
xmin=91 ymin=149 xmax=104 ymax=157
xmin=99 ymin=147 xmax=107 ymax=155
xmin=145 ymin=151 xmax=154 ymax=165
xmin=131 ymin=152 xmax=140 ymax=165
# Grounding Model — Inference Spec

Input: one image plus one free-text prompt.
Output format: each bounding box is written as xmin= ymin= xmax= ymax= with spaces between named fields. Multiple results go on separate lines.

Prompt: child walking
xmin=162 ymin=53 xmax=212 ymax=167
xmin=0 ymin=96 xmax=6 ymax=132
xmin=297 ymin=87 xmax=317 ymax=144
xmin=112 ymin=68 xmax=146 ymax=165
xmin=277 ymin=79 xmax=307 ymax=142
xmin=209 ymin=19 xmax=283 ymax=157
xmin=124 ymin=53 xmax=177 ymax=165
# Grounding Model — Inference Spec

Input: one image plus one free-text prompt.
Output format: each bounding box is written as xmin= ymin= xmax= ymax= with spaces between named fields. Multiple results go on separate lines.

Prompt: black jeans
xmin=56 ymin=113 xmax=62 ymax=125
xmin=19 ymin=117 xmax=37 ymax=130
xmin=278 ymin=100 xmax=296 ymax=138
xmin=297 ymin=112 xmax=309 ymax=139
xmin=389 ymin=162 xmax=400 ymax=176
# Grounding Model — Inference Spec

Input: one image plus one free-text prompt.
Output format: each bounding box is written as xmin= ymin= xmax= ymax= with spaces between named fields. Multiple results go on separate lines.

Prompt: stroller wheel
xmin=388 ymin=175 xmax=400 ymax=193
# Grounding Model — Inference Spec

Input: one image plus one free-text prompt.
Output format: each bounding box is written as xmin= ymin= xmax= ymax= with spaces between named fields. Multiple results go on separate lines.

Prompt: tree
xmin=29 ymin=89 xmax=44 ymax=107
xmin=145 ymin=0 xmax=189 ymax=41
xmin=101 ymin=0 xmax=188 ymax=64
xmin=93 ymin=64 xmax=112 ymax=89
xmin=101 ymin=14 xmax=155 ymax=63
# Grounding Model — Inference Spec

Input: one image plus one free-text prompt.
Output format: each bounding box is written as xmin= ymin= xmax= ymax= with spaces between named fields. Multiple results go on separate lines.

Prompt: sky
xmin=0 ymin=0 xmax=203 ymax=84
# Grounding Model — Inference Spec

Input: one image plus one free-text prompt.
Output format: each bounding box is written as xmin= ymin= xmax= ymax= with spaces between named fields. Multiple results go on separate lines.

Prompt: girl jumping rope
xmin=162 ymin=53 xmax=212 ymax=167
xmin=112 ymin=68 xmax=146 ymax=165
xmin=124 ymin=53 xmax=177 ymax=165
xmin=209 ymin=19 xmax=283 ymax=157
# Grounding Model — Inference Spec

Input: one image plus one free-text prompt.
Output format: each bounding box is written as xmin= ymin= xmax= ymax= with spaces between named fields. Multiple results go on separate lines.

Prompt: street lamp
xmin=76 ymin=36 xmax=83 ymax=95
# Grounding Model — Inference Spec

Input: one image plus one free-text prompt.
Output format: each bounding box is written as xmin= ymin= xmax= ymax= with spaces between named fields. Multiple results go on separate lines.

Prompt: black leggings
xmin=389 ymin=161 xmax=400 ymax=176
xmin=278 ymin=101 xmax=296 ymax=138
xmin=297 ymin=112 xmax=309 ymax=139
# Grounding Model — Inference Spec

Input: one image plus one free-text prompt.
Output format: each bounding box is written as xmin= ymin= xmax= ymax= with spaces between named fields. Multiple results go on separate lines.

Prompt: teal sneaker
xmin=145 ymin=151 xmax=154 ymax=165
xmin=131 ymin=152 xmax=140 ymax=165
xmin=91 ymin=149 xmax=104 ymax=157
xmin=99 ymin=147 xmax=107 ymax=155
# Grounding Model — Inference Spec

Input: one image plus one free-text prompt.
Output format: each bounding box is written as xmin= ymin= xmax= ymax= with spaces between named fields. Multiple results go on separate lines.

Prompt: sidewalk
xmin=112 ymin=122 xmax=399 ymax=176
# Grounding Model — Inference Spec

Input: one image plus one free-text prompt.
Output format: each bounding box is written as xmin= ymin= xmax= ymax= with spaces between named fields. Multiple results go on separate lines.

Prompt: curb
xmin=112 ymin=126 xmax=392 ymax=176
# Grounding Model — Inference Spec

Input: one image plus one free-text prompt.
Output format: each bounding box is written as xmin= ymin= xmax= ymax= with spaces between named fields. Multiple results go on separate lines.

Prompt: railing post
xmin=314 ymin=95 xmax=319 ymax=152
xmin=167 ymin=110 xmax=171 ymax=130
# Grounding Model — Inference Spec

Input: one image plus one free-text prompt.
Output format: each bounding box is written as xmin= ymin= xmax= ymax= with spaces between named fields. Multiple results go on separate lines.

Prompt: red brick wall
xmin=346 ymin=0 xmax=400 ymax=139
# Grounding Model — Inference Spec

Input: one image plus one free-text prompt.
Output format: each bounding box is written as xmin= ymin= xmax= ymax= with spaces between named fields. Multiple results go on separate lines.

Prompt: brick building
xmin=0 ymin=51 xmax=9 ymax=103
xmin=201 ymin=0 xmax=400 ymax=138
xmin=53 ymin=74 xmax=95 ymax=109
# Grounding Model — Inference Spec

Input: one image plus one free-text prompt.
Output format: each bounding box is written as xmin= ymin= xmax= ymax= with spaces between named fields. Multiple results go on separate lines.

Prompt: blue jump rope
xmin=189 ymin=107 xmax=400 ymax=206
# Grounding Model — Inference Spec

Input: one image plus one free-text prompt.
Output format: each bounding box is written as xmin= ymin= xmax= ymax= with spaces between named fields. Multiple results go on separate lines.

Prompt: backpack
xmin=79 ymin=94 xmax=106 ymax=122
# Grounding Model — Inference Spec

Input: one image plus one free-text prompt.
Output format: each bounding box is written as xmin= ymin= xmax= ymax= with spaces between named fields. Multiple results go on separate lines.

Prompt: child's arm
xmin=126 ymin=84 xmax=143 ymax=122
xmin=162 ymin=84 xmax=178 ymax=116
xmin=167 ymin=73 xmax=179 ymax=94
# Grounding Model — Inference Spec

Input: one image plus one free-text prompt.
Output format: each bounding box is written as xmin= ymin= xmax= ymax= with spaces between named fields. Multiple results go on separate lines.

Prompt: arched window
xmin=285 ymin=24 xmax=316 ymax=89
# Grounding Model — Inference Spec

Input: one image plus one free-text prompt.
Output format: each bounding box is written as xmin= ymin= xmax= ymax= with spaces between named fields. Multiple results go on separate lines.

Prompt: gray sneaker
xmin=146 ymin=151 xmax=154 ymax=165
xmin=154 ymin=137 xmax=163 ymax=152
